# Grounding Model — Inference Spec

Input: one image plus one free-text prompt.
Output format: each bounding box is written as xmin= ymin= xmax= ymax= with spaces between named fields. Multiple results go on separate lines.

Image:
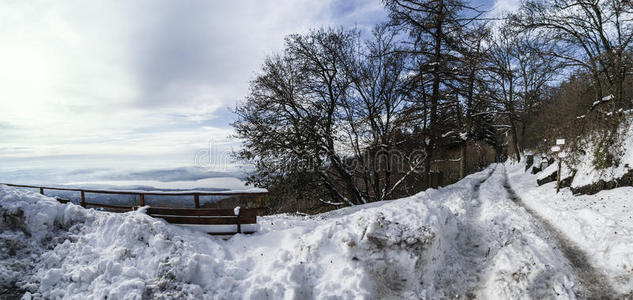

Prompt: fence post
xmin=39 ymin=187 xmax=44 ymax=195
xmin=80 ymin=191 xmax=86 ymax=207
xmin=139 ymin=194 xmax=145 ymax=206
xmin=556 ymin=158 xmax=562 ymax=193
xmin=194 ymin=194 xmax=200 ymax=208
xmin=236 ymin=209 xmax=242 ymax=234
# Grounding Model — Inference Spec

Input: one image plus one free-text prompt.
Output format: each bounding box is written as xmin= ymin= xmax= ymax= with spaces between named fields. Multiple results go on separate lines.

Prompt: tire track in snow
xmin=452 ymin=165 xmax=497 ymax=298
xmin=501 ymin=165 xmax=619 ymax=300
xmin=472 ymin=164 xmax=497 ymax=201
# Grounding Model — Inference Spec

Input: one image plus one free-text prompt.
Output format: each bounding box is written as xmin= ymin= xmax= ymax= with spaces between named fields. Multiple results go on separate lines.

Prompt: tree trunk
xmin=426 ymin=0 xmax=444 ymax=188
xmin=509 ymin=117 xmax=521 ymax=162
xmin=384 ymin=146 xmax=392 ymax=199
xmin=460 ymin=141 xmax=466 ymax=179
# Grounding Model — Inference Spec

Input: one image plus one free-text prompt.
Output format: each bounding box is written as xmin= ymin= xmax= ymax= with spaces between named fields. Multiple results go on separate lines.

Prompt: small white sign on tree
xmin=551 ymin=146 xmax=561 ymax=152
xmin=557 ymin=151 xmax=567 ymax=158
xmin=556 ymin=139 xmax=566 ymax=145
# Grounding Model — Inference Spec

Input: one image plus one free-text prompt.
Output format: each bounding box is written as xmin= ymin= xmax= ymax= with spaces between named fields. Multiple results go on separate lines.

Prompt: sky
xmin=0 ymin=0 xmax=516 ymax=180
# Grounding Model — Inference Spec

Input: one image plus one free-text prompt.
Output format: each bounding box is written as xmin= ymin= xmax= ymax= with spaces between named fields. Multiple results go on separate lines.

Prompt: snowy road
xmin=502 ymin=167 xmax=618 ymax=299
xmin=507 ymin=161 xmax=633 ymax=298
xmin=1 ymin=164 xmax=631 ymax=299
xmin=449 ymin=164 xmax=579 ymax=299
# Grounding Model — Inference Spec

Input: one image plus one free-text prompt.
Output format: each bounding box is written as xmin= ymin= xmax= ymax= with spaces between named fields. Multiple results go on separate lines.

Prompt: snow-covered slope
xmin=1 ymin=167 xmax=586 ymax=299
xmin=570 ymin=117 xmax=633 ymax=191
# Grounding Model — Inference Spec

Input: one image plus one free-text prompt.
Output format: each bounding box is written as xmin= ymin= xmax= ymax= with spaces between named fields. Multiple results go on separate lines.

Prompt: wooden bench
xmin=146 ymin=207 xmax=258 ymax=234
xmin=53 ymin=198 xmax=258 ymax=234
xmin=2 ymin=183 xmax=265 ymax=235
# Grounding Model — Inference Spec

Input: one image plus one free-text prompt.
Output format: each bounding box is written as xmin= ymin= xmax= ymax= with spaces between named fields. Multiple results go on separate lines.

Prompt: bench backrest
xmin=53 ymin=197 xmax=258 ymax=235
xmin=147 ymin=207 xmax=257 ymax=232
xmin=146 ymin=207 xmax=258 ymax=234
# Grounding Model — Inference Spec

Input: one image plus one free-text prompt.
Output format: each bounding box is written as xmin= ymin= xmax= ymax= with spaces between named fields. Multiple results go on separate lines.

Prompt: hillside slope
xmin=531 ymin=114 xmax=633 ymax=194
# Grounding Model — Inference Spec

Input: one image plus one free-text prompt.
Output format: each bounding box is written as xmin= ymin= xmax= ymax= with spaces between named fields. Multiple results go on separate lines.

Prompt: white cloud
xmin=0 ymin=0 xmax=385 ymax=169
xmin=487 ymin=0 xmax=522 ymax=18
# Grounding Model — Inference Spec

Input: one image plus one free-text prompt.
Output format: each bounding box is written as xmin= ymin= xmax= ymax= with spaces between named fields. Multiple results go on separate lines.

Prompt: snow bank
xmin=537 ymin=162 xmax=557 ymax=181
xmin=1 ymin=167 xmax=583 ymax=298
xmin=507 ymin=163 xmax=633 ymax=294
xmin=2 ymin=182 xmax=456 ymax=299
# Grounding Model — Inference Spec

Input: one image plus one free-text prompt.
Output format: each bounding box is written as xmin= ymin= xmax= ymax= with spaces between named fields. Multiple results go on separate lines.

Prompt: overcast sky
xmin=0 ymin=0 xmax=512 ymax=172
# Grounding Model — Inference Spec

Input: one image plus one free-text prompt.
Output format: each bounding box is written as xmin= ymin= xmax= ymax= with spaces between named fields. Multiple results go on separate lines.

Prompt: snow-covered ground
xmin=2 ymin=164 xmax=630 ymax=299
xmin=507 ymin=161 xmax=633 ymax=295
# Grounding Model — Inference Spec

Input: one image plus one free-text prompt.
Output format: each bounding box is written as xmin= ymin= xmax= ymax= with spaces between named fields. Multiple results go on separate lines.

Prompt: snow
xmin=179 ymin=224 xmax=258 ymax=234
xmin=441 ymin=130 xmax=454 ymax=138
xmin=507 ymin=162 xmax=633 ymax=294
xmin=0 ymin=166 xmax=593 ymax=298
xmin=537 ymin=162 xmax=557 ymax=180
xmin=537 ymin=159 xmax=573 ymax=181
xmin=459 ymin=132 xmax=468 ymax=141
xmin=465 ymin=166 xmax=578 ymax=298
xmin=591 ymin=95 xmax=615 ymax=109
xmin=532 ymin=154 xmax=542 ymax=167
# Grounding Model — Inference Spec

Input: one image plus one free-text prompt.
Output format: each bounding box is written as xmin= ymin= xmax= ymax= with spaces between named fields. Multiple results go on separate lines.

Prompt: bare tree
xmin=455 ymin=24 xmax=491 ymax=177
xmin=234 ymin=27 xmax=427 ymax=208
xmin=512 ymin=0 xmax=633 ymax=109
xmin=514 ymin=34 xmax=567 ymax=149
xmin=339 ymin=26 xmax=421 ymax=200
xmin=484 ymin=22 xmax=565 ymax=161
xmin=383 ymin=0 xmax=486 ymax=185
xmin=234 ymin=28 xmax=363 ymax=206
xmin=485 ymin=27 xmax=523 ymax=161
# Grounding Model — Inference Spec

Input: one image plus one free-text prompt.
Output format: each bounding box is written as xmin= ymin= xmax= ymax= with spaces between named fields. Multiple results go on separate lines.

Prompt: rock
xmin=536 ymin=170 xmax=574 ymax=188
xmin=537 ymin=171 xmax=557 ymax=186
xmin=571 ymin=169 xmax=633 ymax=195
xmin=525 ymin=155 xmax=534 ymax=172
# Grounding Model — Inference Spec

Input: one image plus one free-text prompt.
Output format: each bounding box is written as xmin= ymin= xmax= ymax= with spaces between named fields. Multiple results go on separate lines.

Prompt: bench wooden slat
xmin=146 ymin=207 xmax=258 ymax=217
xmin=154 ymin=216 xmax=256 ymax=225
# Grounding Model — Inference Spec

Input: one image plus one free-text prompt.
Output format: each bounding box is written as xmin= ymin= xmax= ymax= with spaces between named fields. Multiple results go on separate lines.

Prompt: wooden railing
xmin=1 ymin=183 xmax=267 ymax=215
